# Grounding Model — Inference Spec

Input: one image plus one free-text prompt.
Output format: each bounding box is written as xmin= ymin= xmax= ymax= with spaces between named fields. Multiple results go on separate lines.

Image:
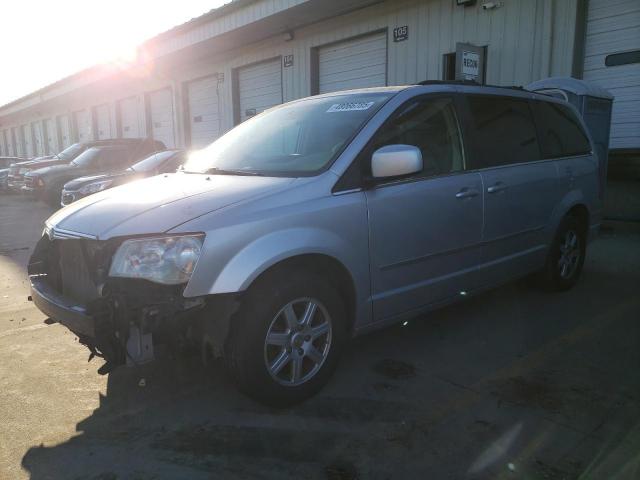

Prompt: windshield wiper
xmin=204 ymin=167 xmax=264 ymax=176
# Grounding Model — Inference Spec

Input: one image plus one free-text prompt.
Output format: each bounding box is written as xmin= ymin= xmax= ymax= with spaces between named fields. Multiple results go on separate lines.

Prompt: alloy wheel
xmin=263 ymin=297 xmax=332 ymax=386
xmin=558 ymin=229 xmax=581 ymax=279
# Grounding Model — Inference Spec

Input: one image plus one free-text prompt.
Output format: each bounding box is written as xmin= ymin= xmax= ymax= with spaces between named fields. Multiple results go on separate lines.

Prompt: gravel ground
xmin=1 ymin=192 xmax=639 ymax=480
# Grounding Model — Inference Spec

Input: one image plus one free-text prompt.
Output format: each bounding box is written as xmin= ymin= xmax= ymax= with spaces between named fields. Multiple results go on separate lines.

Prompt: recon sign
xmin=455 ymin=42 xmax=485 ymax=84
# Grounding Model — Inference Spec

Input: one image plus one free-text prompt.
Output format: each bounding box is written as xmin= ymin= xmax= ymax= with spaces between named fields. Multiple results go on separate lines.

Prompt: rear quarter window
xmin=531 ymin=101 xmax=591 ymax=158
xmin=465 ymin=95 xmax=541 ymax=169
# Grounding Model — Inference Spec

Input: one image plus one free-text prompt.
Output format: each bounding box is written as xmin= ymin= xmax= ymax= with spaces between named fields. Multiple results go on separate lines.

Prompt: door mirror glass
xmin=371 ymin=144 xmax=422 ymax=178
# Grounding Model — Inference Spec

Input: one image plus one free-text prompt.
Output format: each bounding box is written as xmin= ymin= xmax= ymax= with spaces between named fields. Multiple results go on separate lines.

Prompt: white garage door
xmin=95 ymin=104 xmax=112 ymax=139
xmin=119 ymin=96 xmax=143 ymax=138
xmin=583 ymin=0 xmax=640 ymax=150
xmin=22 ymin=125 xmax=33 ymax=157
xmin=32 ymin=121 xmax=45 ymax=156
xmin=44 ymin=118 xmax=58 ymax=154
xmin=149 ymin=88 xmax=175 ymax=148
xmin=188 ymin=76 xmax=221 ymax=148
xmin=74 ymin=110 xmax=92 ymax=143
xmin=0 ymin=130 xmax=6 ymax=156
xmin=238 ymin=59 xmax=283 ymax=123
xmin=10 ymin=128 xmax=19 ymax=156
xmin=57 ymin=115 xmax=72 ymax=148
xmin=318 ymin=32 xmax=387 ymax=94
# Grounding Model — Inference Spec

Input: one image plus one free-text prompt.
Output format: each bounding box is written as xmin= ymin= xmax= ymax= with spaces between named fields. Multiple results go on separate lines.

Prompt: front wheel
xmin=537 ymin=215 xmax=587 ymax=291
xmin=224 ymin=268 xmax=347 ymax=407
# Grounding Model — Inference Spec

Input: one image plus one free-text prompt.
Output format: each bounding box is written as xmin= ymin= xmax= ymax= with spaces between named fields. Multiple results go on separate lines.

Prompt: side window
xmin=370 ymin=97 xmax=464 ymax=180
xmin=531 ymin=101 xmax=591 ymax=158
xmin=98 ymin=148 xmax=128 ymax=169
xmin=163 ymin=153 xmax=187 ymax=172
xmin=466 ymin=95 xmax=541 ymax=168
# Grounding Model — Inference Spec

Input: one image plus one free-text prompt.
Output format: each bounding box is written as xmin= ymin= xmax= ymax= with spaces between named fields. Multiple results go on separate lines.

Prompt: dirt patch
xmin=491 ymin=376 xmax=562 ymax=412
xmin=325 ymin=461 xmax=358 ymax=480
xmin=372 ymin=359 xmax=416 ymax=380
xmin=153 ymin=424 xmax=344 ymax=463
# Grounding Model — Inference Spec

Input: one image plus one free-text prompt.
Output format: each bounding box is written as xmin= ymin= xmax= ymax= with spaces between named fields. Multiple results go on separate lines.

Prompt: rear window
xmin=531 ymin=101 xmax=591 ymax=158
xmin=466 ymin=95 xmax=541 ymax=169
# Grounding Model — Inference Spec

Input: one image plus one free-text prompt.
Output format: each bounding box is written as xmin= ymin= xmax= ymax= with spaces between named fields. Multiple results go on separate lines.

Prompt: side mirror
xmin=371 ymin=144 xmax=422 ymax=179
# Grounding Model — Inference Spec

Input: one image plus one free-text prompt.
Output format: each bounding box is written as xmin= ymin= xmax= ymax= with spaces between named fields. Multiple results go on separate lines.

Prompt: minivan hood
xmin=46 ymin=173 xmax=296 ymax=239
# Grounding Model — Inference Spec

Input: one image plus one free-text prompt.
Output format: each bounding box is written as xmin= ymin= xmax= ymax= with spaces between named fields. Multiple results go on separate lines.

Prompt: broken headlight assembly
xmin=109 ymin=234 xmax=204 ymax=285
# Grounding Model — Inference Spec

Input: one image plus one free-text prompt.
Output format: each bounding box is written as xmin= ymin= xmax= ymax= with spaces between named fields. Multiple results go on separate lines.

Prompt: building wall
xmin=583 ymin=0 xmax=640 ymax=150
xmin=0 ymin=0 xmax=581 ymax=157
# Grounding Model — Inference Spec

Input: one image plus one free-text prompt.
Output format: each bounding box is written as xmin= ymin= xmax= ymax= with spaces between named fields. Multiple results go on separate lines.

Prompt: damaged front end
xmin=28 ymin=230 xmax=207 ymax=374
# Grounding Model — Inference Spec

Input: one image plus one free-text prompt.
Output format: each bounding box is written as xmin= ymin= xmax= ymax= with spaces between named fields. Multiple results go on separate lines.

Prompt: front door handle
xmin=456 ymin=187 xmax=479 ymax=199
xmin=487 ymin=182 xmax=507 ymax=194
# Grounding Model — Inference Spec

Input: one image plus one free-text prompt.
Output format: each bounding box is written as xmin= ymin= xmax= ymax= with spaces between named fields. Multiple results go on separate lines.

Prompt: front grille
xmin=57 ymin=241 xmax=100 ymax=304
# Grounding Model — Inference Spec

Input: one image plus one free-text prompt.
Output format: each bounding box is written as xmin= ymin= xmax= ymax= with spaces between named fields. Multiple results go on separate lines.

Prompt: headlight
xmin=79 ymin=179 xmax=113 ymax=195
xmin=109 ymin=234 xmax=204 ymax=285
xmin=19 ymin=168 xmax=29 ymax=174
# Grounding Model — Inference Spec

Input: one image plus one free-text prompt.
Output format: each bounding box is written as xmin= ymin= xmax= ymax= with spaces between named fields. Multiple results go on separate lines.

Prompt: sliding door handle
xmin=487 ymin=182 xmax=507 ymax=194
xmin=456 ymin=188 xmax=479 ymax=199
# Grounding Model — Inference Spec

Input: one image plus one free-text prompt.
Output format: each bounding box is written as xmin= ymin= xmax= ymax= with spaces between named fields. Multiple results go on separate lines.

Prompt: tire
xmin=537 ymin=215 xmax=587 ymax=291
xmin=224 ymin=267 xmax=347 ymax=407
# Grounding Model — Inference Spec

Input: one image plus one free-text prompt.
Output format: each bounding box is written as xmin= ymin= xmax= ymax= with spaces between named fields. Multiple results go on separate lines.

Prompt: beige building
xmin=0 ymin=0 xmax=638 ymax=158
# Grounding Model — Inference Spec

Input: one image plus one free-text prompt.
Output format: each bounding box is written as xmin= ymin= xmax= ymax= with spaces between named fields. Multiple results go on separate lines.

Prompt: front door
xmin=364 ymin=96 xmax=483 ymax=323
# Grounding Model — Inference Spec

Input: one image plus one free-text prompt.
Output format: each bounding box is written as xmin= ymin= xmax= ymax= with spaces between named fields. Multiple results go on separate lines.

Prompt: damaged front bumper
xmin=28 ymin=233 xmax=214 ymax=374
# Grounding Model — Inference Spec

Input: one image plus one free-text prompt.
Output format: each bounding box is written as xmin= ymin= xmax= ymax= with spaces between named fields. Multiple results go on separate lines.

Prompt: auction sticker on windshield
xmin=327 ymin=101 xmax=375 ymax=113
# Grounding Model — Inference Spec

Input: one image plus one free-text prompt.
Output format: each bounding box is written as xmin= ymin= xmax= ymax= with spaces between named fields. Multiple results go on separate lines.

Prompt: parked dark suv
xmin=7 ymin=139 xmax=157 ymax=193
xmin=24 ymin=139 xmax=165 ymax=206
xmin=61 ymin=149 xmax=187 ymax=206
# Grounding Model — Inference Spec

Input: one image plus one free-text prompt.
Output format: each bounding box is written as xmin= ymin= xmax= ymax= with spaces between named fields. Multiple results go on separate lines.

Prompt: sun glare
xmin=0 ymin=0 xmax=228 ymax=106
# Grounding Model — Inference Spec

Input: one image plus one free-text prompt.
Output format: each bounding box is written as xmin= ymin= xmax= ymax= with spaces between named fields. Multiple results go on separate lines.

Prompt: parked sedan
xmin=24 ymin=139 xmax=165 ymax=207
xmin=7 ymin=139 xmax=156 ymax=193
xmin=61 ymin=149 xmax=187 ymax=206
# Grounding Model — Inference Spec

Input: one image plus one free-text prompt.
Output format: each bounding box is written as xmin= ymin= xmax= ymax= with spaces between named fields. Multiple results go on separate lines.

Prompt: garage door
xmin=32 ymin=121 xmax=45 ymax=156
xmin=149 ymin=88 xmax=175 ymax=148
xmin=44 ymin=118 xmax=58 ymax=154
xmin=74 ymin=110 xmax=92 ymax=143
xmin=583 ymin=0 xmax=640 ymax=150
xmin=188 ymin=76 xmax=221 ymax=148
xmin=318 ymin=32 xmax=387 ymax=94
xmin=238 ymin=59 xmax=283 ymax=123
xmin=57 ymin=115 xmax=72 ymax=148
xmin=0 ymin=130 xmax=6 ymax=156
xmin=95 ymin=104 xmax=112 ymax=139
xmin=118 ymin=96 xmax=143 ymax=138
xmin=11 ymin=128 xmax=20 ymax=156
xmin=22 ymin=125 xmax=33 ymax=157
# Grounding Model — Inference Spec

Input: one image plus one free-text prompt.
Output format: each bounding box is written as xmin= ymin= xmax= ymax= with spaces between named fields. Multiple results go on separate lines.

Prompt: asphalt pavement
xmin=1 ymin=193 xmax=639 ymax=480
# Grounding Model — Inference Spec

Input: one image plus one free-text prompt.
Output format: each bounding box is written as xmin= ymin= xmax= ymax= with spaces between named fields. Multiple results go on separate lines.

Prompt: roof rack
xmin=416 ymin=80 xmax=479 ymax=86
xmin=415 ymin=80 xmax=524 ymax=90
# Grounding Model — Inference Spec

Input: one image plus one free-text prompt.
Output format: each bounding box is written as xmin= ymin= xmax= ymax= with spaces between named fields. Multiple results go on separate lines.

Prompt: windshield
xmin=70 ymin=147 xmax=101 ymax=167
xmin=183 ymin=93 xmax=393 ymax=176
xmin=129 ymin=151 xmax=177 ymax=172
xmin=56 ymin=143 xmax=84 ymax=161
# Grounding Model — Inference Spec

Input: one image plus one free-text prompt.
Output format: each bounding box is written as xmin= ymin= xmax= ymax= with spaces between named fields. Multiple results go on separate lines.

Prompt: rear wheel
xmin=224 ymin=267 xmax=346 ymax=407
xmin=538 ymin=215 xmax=587 ymax=291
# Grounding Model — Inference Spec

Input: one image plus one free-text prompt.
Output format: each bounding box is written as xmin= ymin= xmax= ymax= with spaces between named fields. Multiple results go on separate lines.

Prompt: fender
xmin=546 ymin=189 xmax=590 ymax=242
xmin=194 ymin=227 xmax=364 ymax=296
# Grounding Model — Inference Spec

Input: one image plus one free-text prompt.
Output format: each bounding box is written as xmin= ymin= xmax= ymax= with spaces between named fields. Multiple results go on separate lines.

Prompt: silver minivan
xmin=29 ymin=83 xmax=602 ymax=406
